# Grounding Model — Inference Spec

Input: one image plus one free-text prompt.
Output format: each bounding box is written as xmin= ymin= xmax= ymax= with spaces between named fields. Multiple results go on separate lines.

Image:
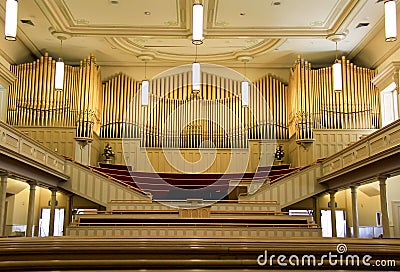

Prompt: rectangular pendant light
xmin=141 ymin=80 xmax=149 ymax=106
xmin=192 ymin=62 xmax=201 ymax=92
xmin=385 ymin=0 xmax=397 ymax=42
xmin=192 ymin=4 xmax=203 ymax=45
xmin=241 ymin=81 xmax=249 ymax=106
xmin=332 ymin=61 xmax=342 ymax=92
xmin=5 ymin=0 xmax=18 ymax=41
xmin=55 ymin=58 xmax=65 ymax=90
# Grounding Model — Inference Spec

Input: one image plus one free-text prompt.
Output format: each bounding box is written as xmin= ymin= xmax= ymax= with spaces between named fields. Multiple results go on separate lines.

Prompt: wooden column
xmin=63 ymin=194 xmax=73 ymax=236
xmin=26 ymin=181 xmax=37 ymax=237
xmin=49 ymin=187 xmax=57 ymax=236
xmin=329 ymin=190 xmax=337 ymax=237
xmin=350 ymin=185 xmax=359 ymax=238
xmin=313 ymin=196 xmax=321 ymax=227
xmin=0 ymin=174 xmax=8 ymax=236
xmin=378 ymin=176 xmax=391 ymax=238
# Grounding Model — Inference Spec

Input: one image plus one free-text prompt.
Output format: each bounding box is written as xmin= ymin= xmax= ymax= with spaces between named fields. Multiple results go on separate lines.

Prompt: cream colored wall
xmin=10 ymin=187 xmax=29 ymax=225
xmin=386 ymin=176 xmax=400 ymax=226
xmin=0 ymin=24 xmax=33 ymax=65
xmin=90 ymin=133 xmax=103 ymax=166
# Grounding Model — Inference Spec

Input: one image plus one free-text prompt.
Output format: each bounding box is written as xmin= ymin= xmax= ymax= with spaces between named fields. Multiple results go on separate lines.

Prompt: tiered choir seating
xmin=92 ymin=163 xmax=299 ymax=200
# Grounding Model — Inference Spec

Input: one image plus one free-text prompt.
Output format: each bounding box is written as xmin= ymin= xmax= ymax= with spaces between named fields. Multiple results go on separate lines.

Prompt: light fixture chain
xmin=144 ymin=61 xmax=147 ymax=79
xmin=335 ymin=41 xmax=338 ymax=61
xmin=195 ymin=44 xmax=198 ymax=62
xmin=60 ymin=39 xmax=63 ymax=59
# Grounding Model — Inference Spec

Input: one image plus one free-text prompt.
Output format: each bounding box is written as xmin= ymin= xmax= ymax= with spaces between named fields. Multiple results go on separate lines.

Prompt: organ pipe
xmin=7 ymin=54 xmax=379 ymax=149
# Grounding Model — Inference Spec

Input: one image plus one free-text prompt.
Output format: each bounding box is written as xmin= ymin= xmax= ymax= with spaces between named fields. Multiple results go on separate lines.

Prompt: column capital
xmin=377 ymin=175 xmax=389 ymax=184
xmin=49 ymin=187 xmax=58 ymax=193
xmin=350 ymin=184 xmax=359 ymax=190
xmin=329 ymin=189 xmax=337 ymax=195
xmin=0 ymin=171 xmax=9 ymax=178
xmin=27 ymin=180 xmax=37 ymax=187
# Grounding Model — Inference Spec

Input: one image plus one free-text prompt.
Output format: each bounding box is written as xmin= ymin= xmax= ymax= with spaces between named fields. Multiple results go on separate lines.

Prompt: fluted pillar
xmin=26 ymin=181 xmax=37 ymax=237
xmin=49 ymin=188 xmax=57 ymax=236
xmin=329 ymin=190 xmax=337 ymax=237
xmin=378 ymin=176 xmax=390 ymax=238
xmin=350 ymin=185 xmax=359 ymax=238
xmin=0 ymin=174 xmax=8 ymax=236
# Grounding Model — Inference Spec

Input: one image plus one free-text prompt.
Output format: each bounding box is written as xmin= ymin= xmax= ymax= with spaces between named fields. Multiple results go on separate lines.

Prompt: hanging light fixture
xmin=4 ymin=0 xmax=18 ymax=41
xmin=327 ymin=33 xmax=346 ymax=92
xmin=192 ymin=2 xmax=203 ymax=45
xmin=241 ymin=81 xmax=249 ymax=106
xmin=141 ymin=61 xmax=149 ymax=106
xmin=238 ymin=56 xmax=252 ymax=106
xmin=192 ymin=45 xmax=201 ymax=93
xmin=385 ymin=0 xmax=397 ymax=42
xmin=55 ymin=38 xmax=65 ymax=91
xmin=332 ymin=41 xmax=342 ymax=92
xmin=138 ymin=55 xmax=153 ymax=106
xmin=141 ymin=79 xmax=149 ymax=106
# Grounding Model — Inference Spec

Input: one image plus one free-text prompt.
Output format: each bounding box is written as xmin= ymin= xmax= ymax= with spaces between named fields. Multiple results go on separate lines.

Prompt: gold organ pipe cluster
xmin=288 ymin=55 xmax=379 ymax=141
xmin=253 ymin=74 xmax=288 ymax=140
xmin=7 ymin=54 xmax=380 ymax=149
xmin=143 ymin=94 xmax=248 ymax=148
xmin=76 ymin=54 xmax=103 ymax=140
xmin=101 ymin=73 xmax=141 ymax=138
xmin=8 ymin=53 xmax=80 ymax=127
xmin=287 ymin=56 xmax=314 ymax=140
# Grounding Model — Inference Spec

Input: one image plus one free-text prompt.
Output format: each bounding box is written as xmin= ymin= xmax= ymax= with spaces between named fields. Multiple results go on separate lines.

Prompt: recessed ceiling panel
xmin=129 ymin=37 xmax=265 ymax=55
xmin=214 ymin=0 xmax=342 ymax=28
xmin=64 ymin=0 xmax=180 ymax=26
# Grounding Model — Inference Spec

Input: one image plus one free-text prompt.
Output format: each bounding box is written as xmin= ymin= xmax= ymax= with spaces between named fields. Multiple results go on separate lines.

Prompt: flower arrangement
xmin=274 ymin=145 xmax=284 ymax=161
xmin=103 ymin=143 xmax=115 ymax=160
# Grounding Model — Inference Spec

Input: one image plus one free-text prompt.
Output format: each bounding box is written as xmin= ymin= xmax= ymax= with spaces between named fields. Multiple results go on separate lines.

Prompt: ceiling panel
xmin=214 ymin=0 xmax=342 ymax=28
xmin=64 ymin=0 xmax=180 ymax=27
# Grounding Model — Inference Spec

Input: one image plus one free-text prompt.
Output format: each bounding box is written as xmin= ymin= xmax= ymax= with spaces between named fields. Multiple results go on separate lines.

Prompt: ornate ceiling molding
xmin=106 ymin=37 xmax=285 ymax=62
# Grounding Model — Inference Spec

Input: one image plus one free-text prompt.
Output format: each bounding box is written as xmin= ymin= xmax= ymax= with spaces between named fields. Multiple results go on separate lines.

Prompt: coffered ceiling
xmin=0 ymin=0 xmax=392 ymax=68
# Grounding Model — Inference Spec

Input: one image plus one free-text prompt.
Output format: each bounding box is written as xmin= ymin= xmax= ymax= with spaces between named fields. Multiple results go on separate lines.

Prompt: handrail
xmin=320 ymin=118 xmax=400 ymax=182
xmin=0 ymin=120 xmax=68 ymax=180
xmin=322 ymin=118 xmax=400 ymax=164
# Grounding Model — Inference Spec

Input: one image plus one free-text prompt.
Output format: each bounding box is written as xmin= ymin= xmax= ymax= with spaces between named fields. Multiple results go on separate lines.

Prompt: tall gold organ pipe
xmin=7 ymin=54 xmax=380 ymax=150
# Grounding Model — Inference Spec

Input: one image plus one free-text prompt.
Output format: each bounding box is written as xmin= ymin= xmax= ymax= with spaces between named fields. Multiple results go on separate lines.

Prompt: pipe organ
xmin=8 ymin=53 xmax=102 ymax=140
xmin=288 ymin=56 xmax=380 ymax=142
xmin=7 ymin=53 xmax=380 ymax=149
